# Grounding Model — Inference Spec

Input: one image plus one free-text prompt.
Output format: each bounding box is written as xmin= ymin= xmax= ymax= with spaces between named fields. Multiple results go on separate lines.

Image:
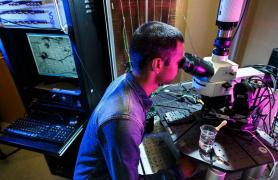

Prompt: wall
xmin=236 ymin=0 xmax=278 ymax=66
xmin=0 ymin=53 xmax=25 ymax=123
xmin=175 ymin=0 xmax=218 ymax=81
xmin=175 ymin=0 xmax=278 ymax=67
xmin=175 ymin=0 xmax=218 ymax=57
xmin=176 ymin=0 xmax=278 ymax=80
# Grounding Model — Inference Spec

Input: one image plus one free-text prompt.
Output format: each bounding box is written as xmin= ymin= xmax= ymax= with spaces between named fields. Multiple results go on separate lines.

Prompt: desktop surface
xmin=151 ymin=82 xmax=278 ymax=173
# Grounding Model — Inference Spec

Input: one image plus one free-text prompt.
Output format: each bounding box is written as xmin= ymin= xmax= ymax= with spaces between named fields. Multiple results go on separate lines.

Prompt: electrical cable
xmin=128 ymin=0 xmax=134 ymax=34
xmin=0 ymin=0 xmax=68 ymax=33
xmin=71 ymin=44 xmax=101 ymax=99
xmin=180 ymin=83 xmax=194 ymax=92
xmin=250 ymin=95 xmax=271 ymax=101
xmin=153 ymin=91 xmax=177 ymax=101
xmin=167 ymin=0 xmax=172 ymax=24
xmin=270 ymin=74 xmax=277 ymax=91
xmin=53 ymin=0 xmax=67 ymax=34
xmin=266 ymin=87 xmax=275 ymax=134
xmin=231 ymin=0 xmax=249 ymax=41
xmin=145 ymin=0 xmax=148 ymax=23
xmin=154 ymin=90 xmax=200 ymax=106
xmin=246 ymin=64 xmax=277 ymax=73
xmin=139 ymin=158 xmax=146 ymax=176
xmin=160 ymin=0 xmax=163 ymax=22
xmin=251 ymin=89 xmax=268 ymax=113
xmin=164 ymin=91 xmax=198 ymax=103
xmin=153 ymin=0 xmax=155 ymax=20
xmin=252 ymin=87 xmax=262 ymax=108
xmin=152 ymin=84 xmax=171 ymax=94
xmin=270 ymin=111 xmax=278 ymax=137
xmin=136 ymin=0 xmax=140 ymax=26
xmin=249 ymin=83 xmax=275 ymax=134
xmin=248 ymin=76 xmax=275 ymax=105
xmin=122 ymin=23 xmax=131 ymax=71
xmin=0 ymin=148 xmax=21 ymax=160
xmin=247 ymin=76 xmax=275 ymax=134
xmin=0 ymin=17 xmax=60 ymax=30
xmin=119 ymin=0 xmax=132 ymax=72
xmin=244 ymin=130 xmax=277 ymax=179
xmin=244 ymin=64 xmax=278 ymax=90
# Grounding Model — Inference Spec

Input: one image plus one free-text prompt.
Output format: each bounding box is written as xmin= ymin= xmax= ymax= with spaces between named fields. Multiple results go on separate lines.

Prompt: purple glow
xmin=194 ymin=66 xmax=206 ymax=74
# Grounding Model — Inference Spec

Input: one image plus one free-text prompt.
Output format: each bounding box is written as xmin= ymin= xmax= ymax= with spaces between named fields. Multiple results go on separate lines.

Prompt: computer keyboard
xmin=4 ymin=117 xmax=76 ymax=144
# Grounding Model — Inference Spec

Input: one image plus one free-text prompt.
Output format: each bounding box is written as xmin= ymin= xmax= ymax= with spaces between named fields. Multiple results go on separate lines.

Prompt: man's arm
xmin=98 ymin=119 xmax=143 ymax=180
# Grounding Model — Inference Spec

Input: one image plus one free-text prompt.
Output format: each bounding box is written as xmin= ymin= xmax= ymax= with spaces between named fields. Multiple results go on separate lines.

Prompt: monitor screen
xmin=269 ymin=48 xmax=278 ymax=68
xmin=27 ymin=33 xmax=78 ymax=79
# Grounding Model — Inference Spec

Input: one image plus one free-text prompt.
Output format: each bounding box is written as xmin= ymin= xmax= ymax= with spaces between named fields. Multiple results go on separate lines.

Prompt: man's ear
xmin=151 ymin=58 xmax=163 ymax=73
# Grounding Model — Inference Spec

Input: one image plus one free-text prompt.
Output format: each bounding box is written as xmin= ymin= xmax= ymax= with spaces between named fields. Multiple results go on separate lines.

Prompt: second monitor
xmin=27 ymin=33 xmax=78 ymax=79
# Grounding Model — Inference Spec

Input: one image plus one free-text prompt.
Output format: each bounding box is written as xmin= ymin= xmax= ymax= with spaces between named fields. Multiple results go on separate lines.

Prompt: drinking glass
xmin=199 ymin=124 xmax=217 ymax=161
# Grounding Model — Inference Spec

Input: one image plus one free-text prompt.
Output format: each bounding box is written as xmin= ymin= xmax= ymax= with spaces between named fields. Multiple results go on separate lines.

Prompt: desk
xmin=0 ymin=121 xmax=85 ymax=178
xmin=151 ymin=83 xmax=278 ymax=179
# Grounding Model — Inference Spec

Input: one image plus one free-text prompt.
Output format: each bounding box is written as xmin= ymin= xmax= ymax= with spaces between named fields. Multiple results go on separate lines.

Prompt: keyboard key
xmin=4 ymin=118 xmax=76 ymax=144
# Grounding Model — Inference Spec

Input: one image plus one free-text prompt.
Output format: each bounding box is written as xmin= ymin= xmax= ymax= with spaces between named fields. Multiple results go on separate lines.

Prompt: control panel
xmin=32 ymin=81 xmax=83 ymax=111
xmin=0 ymin=0 xmax=68 ymax=31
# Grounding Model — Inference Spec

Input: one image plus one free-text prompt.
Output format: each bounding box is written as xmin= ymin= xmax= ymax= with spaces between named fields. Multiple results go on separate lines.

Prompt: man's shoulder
xmin=93 ymin=73 xmax=146 ymax=129
xmin=103 ymin=74 xmax=141 ymax=108
xmin=95 ymin=89 xmax=144 ymax=130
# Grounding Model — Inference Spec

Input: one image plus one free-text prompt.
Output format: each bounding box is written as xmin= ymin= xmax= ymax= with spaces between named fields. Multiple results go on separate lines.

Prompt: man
xmin=74 ymin=21 xmax=186 ymax=180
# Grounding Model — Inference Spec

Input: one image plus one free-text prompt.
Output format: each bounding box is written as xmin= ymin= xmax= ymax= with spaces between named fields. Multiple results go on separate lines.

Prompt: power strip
xmin=256 ymin=128 xmax=278 ymax=151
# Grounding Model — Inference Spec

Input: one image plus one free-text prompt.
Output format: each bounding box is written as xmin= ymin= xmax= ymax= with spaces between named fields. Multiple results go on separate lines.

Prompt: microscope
xmin=192 ymin=0 xmax=245 ymax=98
xmin=179 ymin=0 xmax=270 ymax=131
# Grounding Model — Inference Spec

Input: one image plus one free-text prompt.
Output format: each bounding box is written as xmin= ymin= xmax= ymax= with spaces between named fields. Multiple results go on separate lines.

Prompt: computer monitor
xmin=27 ymin=33 xmax=78 ymax=79
xmin=269 ymin=48 xmax=278 ymax=68
xmin=268 ymin=48 xmax=278 ymax=88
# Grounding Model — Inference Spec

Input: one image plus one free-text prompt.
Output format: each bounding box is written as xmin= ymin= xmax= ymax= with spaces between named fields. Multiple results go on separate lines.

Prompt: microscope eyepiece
xmin=179 ymin=53 xmax=214 ymax=78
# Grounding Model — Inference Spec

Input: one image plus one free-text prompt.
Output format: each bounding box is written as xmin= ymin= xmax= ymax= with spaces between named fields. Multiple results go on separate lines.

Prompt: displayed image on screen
xmin=27 ymin=33 xmax=78 ymax=78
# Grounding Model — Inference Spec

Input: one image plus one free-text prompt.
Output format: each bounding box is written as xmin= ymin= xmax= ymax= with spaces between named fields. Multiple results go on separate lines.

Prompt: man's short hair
xmin=130 ymin=21 xmax=184 ymax=72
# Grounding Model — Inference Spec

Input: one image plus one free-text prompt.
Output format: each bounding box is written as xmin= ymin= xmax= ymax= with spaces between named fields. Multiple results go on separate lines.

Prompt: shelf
xmin=0 ymin=123 xmax=84 ymax=157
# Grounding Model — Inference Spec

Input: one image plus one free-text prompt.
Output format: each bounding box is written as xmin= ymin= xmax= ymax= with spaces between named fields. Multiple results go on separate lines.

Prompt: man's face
xmin=157 ymin=41 xmax=184 ymax=84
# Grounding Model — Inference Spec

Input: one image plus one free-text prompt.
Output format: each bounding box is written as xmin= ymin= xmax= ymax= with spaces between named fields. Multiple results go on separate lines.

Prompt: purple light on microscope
xmin=194 ymin=65 xmax=206 ymax=74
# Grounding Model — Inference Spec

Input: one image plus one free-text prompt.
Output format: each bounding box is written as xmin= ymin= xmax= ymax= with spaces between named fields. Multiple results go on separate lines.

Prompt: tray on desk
xmin=171 ymin=121 xmax=278 ymax=172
